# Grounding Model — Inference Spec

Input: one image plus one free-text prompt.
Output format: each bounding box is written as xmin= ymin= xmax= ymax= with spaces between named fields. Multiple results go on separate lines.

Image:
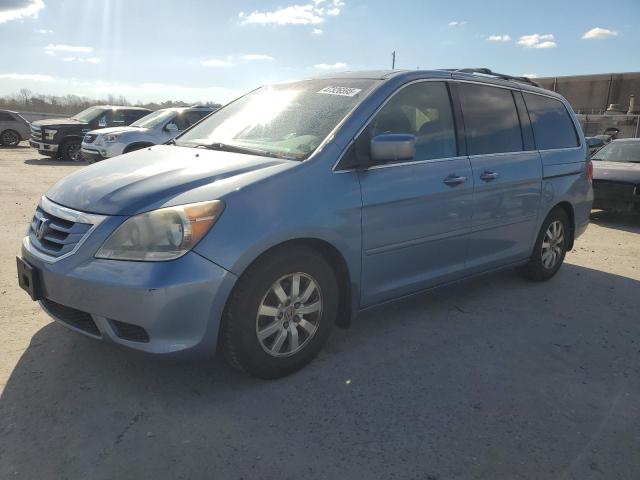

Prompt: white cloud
xmin=0 ymin=0 xmax=44 ymax=24
xmin=241 ymin=54 xmax=274 ymax=61
xmin=239 ymin=0 xmax=344 ymax=26
xmin=44 ymin=50 xmax=55 ymax=56
xmin=312 ymin=28 xmax=323 ymax=35
xmin=34 ymin=28 xmax=53 ymax=34
xmin=62 ymin=56 xmax=101 ymax=63
xmin=0 ymin=73 xmax=55 ymax=82
xmin=487 ymin=34 xmax=511 ymax=42
xmin=201 ymin=58 xmax=233 ymax=67
xmin=582 ymin=27 xmax=618 ymax=39
xmin=448 ymin=20 xmax=467 ymax=27
xmin=521 ymin=73 xmax=538 ymax=78
xmin=517 ymin=33 xmax=557 ymax=49
xmin=314 ymin=62 xmax=347 ymax=70
xmin=45 ymin=44 xmax=93 ymax=53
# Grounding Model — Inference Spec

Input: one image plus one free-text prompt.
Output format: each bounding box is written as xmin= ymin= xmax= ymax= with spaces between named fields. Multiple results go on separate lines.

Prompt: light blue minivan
xmin=17 ymin=69 xmax=593 ymax=378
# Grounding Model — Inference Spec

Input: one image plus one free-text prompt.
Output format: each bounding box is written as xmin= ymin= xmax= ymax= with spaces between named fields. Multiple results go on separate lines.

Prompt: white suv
xmin=81 ymin=106 xmax=214 ymax=162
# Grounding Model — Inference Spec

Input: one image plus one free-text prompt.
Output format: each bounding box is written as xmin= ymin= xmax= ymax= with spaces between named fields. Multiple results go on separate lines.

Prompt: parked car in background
xmin=17 ymin=69 xmax=593 ymax=378
xmin=81 ymin=106 xmax=215 ymax=163
xmin=592 ymin=138 xmax=640 ymax=212
xmin=0 ymin=109 xmax=30 ymax=147
xmin=29 ymin=106 xmax=151 ymax=161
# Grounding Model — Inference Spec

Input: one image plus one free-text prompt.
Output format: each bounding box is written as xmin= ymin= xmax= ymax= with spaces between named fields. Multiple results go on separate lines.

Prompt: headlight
xmin=104 ymin=134 xmax=121 ymax=143
xmin=95 ymin=200 xmax=224 ymax=261
xmin=44 ymin=129 xmax=57 ymax=140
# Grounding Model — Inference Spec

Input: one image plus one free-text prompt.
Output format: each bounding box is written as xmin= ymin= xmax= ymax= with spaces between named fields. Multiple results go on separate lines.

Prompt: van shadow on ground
xmin=590 ymin=210 xmax=640 ymax=234
xmin=1 ymin=264 xmax=639 ymax=480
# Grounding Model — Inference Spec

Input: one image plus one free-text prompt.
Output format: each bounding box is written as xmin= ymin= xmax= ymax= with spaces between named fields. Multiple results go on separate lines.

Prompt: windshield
xmin=175 ymin=78 xmax=379 ymax=159
xmin=131 ymin=109 xmax=175 ymax=128
xmin=72 ymin=106 xmax=108 ymax=123
xmin=592 ymin=141 xmax=640 ymax=163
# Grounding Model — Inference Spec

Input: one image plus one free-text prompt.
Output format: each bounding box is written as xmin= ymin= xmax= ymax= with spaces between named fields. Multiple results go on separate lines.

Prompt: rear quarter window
xmin=523 ymin=93 xmax=579 ymax=150
xmin=0 ymin=112 xmax=15 ymax=122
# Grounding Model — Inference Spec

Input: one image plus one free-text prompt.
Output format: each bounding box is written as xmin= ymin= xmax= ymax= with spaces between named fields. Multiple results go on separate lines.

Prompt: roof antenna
xmin=391 ymin=51 xmax=396 ymax=69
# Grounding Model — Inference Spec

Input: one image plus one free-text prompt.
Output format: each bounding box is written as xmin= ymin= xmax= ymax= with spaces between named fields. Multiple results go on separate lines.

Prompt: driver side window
xmin=368 ymin=81 xmax=457 ymax=164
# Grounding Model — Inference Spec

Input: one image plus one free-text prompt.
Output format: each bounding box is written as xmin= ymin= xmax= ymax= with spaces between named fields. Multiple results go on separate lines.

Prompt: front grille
xmin=84 ymin=133 xmax=97 ymax=144
xmin=42 ymin=299 xmax=101 ymax=336
xmin=110 ymin=320 xmax=150 ymax=343
xmin=29 ymin=206 xmax=93 ymax=258
xmin=30 ymin=125 xmax=42 ymax=141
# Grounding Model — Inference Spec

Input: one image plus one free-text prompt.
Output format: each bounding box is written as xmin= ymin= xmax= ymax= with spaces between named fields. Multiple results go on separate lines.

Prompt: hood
xmin=32 ymin=117 xmax=87 ymax=128
xmin=88 ymin=126 xmax=146 ymax=136
xmin=593 ymin=160 xmax=640 ymax=184
xmin=45 ymin=145 xmax=295 ymax=215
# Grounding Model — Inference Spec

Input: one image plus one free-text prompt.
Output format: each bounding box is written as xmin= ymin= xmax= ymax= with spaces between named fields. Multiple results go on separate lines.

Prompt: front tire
xmin=221 ymin=246 xmax=337 ymax=379
xmin=59 ymin=139 xmax=82 ymax=162
xmin=518 ymin=207 xmax=570 ymax=281
xmin=0 ymin=129 xmax=20 ymax=147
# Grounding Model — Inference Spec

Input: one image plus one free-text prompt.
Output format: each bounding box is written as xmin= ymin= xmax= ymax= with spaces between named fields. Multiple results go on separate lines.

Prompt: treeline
xmin=0 ymin=89 xmax=221 ymax=115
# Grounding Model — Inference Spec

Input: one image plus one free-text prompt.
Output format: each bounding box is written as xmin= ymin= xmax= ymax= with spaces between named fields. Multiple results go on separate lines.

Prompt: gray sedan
xmin=592 ymin=138 xmax=640 ymax=212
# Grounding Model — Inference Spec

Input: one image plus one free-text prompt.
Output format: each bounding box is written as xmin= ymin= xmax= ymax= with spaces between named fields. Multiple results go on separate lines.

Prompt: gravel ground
xmin=1 ymin=143 xmax=639 ymax=480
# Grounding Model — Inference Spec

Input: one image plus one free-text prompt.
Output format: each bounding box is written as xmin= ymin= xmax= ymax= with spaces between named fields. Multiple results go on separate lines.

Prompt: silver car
xmin=0 ymin=109 xmax=30 ymax=147
xmin=81 ymin=106 xmax=214 ymax=162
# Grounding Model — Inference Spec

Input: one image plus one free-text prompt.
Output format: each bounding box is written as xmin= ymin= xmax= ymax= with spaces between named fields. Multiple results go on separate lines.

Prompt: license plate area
xmin=16 ymin=257 xmax=43 ymax=301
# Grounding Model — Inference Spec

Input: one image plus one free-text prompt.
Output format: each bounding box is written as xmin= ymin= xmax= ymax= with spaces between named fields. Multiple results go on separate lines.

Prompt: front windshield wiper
xmin=193 ymin=142 xmax=299 ymax=160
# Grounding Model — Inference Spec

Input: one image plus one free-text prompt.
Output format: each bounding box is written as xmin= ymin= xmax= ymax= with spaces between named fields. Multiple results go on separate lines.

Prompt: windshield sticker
xmin=317 ymin=86 xmax=362 ymax=97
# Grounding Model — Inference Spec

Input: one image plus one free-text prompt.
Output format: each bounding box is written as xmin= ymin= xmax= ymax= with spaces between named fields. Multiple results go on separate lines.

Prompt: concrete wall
xmin=537 ymin=72 xmax=640 ymax=114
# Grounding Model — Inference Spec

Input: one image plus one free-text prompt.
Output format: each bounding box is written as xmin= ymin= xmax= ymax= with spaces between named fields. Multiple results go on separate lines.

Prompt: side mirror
xmin=586 ymin=137 xmax=605 ymax=149
xmin=165 ymin=123 xmax=179 ymax=133
xmin=370 ymin=133 xmax=416 ymax=163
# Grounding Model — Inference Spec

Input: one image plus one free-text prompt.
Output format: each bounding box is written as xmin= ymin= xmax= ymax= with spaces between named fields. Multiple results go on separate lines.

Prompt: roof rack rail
xmin=442 ymin=68 xmax=541 ymax=88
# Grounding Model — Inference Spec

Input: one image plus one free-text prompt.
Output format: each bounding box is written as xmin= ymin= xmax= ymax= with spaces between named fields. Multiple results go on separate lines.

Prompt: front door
xmin=358 ymin=81 xmax=474 ymax=306
xmin=456 ymin=82 xmax=542 ymax=271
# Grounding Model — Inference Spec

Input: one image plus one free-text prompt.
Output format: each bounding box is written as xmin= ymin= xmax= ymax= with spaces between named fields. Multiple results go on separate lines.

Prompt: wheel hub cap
xmin=541 ymin=220 xmax=564 ymax=269
xmin=256 ymin=272 xmax=323 ymax=357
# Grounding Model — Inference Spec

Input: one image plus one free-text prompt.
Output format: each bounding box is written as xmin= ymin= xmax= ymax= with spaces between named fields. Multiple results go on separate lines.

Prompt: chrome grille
xmin=30 ymin=125 xmax=42 ymax=141
xmin=25 ymin=197 xmax=108 ymax=261
xmin=29 ymin=207 xmax=92 ymax=257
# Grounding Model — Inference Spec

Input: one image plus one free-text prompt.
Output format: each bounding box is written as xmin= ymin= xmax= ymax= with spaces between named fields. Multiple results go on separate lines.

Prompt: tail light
xmin=586 ymin=160 xmax=593 ymax=184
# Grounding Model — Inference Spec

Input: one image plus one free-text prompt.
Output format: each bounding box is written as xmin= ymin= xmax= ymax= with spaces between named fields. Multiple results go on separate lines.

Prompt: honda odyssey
xmin=17 ymin=69 xmax=593 ymax=378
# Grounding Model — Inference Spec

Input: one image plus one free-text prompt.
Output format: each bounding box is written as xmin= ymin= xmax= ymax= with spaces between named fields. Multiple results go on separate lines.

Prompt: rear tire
xmin=59 ymin=139 xmax=82 ymax=162
xmin=221 ymin=246 xmax=337 ymax=379
xmin=518 ymin=207 xmax=570 ymax=281
xmin=0 ymin=129 xmax=20 ymax=147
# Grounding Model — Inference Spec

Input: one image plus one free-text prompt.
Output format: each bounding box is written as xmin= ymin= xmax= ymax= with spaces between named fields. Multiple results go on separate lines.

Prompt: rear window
xmin=458 ymin=83 xmax=523 ymax=156
xmin=523 ymin=93 xmax=579 ymax=150
xmin=0 ymin=112 xmax=16 ymax=122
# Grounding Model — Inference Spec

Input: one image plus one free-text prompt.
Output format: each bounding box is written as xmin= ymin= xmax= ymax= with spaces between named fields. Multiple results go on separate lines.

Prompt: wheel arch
xmin=229 ymin=237 xmax=354 ymax=329
xmin=123 ymin=142 xmax=155 ymax=154
xmin=552 ymin=201 xmax=576 ymax=250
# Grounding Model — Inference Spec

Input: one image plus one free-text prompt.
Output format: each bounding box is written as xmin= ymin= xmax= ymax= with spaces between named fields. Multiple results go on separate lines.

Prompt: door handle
xmin=480 ymin=171 xmax=500 ymax=182
xmin=443 ymin=174 xmax=467 ymax=186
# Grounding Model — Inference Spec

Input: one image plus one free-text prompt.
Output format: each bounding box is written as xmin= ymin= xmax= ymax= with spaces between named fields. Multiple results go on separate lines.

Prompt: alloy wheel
xmin=255 ymin=272 xmax=322 ymax=357
xmin=2 ymin=130 xmax=19 ymax=146
xmin=68 ymin=143 xmax=81 ymax=162
xmin=541 ymin=220 xmax=564 ymax=269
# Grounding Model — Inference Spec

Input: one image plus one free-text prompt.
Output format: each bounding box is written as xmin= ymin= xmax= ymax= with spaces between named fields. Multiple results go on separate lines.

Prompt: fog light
xmin=100 ymin=150 xmax=107 ymax=157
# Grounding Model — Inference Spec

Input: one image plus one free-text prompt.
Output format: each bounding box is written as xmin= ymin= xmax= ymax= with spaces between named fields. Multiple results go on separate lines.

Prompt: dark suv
xmin=29 ymin=106 xmax=151 ymax=161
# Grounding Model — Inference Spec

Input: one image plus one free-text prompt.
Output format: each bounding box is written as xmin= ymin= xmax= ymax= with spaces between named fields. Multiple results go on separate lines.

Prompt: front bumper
xmin=20 ymin=241 xmax=237 ymax=355
xmin=29 ymin=140 xmax=58 ymax=153
xmin=593 ymin=181 xmax=640 ymax=212
xmin=80 ymin=148 xmax=103 ymax=162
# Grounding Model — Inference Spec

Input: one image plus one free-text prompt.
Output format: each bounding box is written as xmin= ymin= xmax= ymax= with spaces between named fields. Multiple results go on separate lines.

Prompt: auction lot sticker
xmin=317 ymin=86 xmax=362 ymax=97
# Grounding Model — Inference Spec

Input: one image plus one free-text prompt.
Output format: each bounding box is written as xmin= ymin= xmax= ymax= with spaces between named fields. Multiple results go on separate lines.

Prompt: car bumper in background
xmin=29 ymin=140 xmax=58 ymax=153
xmin=593 ymin=180 xmax=640 ymax=212
xmin=80 ymin=148 xmax=103 ymax=162
xmin=19 ymin=244 xmax=237 ymax=355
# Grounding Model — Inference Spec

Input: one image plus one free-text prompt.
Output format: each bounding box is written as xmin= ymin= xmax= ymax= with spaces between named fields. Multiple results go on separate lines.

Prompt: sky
xmin=0 ymin=0 xmax=638 ymax=104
